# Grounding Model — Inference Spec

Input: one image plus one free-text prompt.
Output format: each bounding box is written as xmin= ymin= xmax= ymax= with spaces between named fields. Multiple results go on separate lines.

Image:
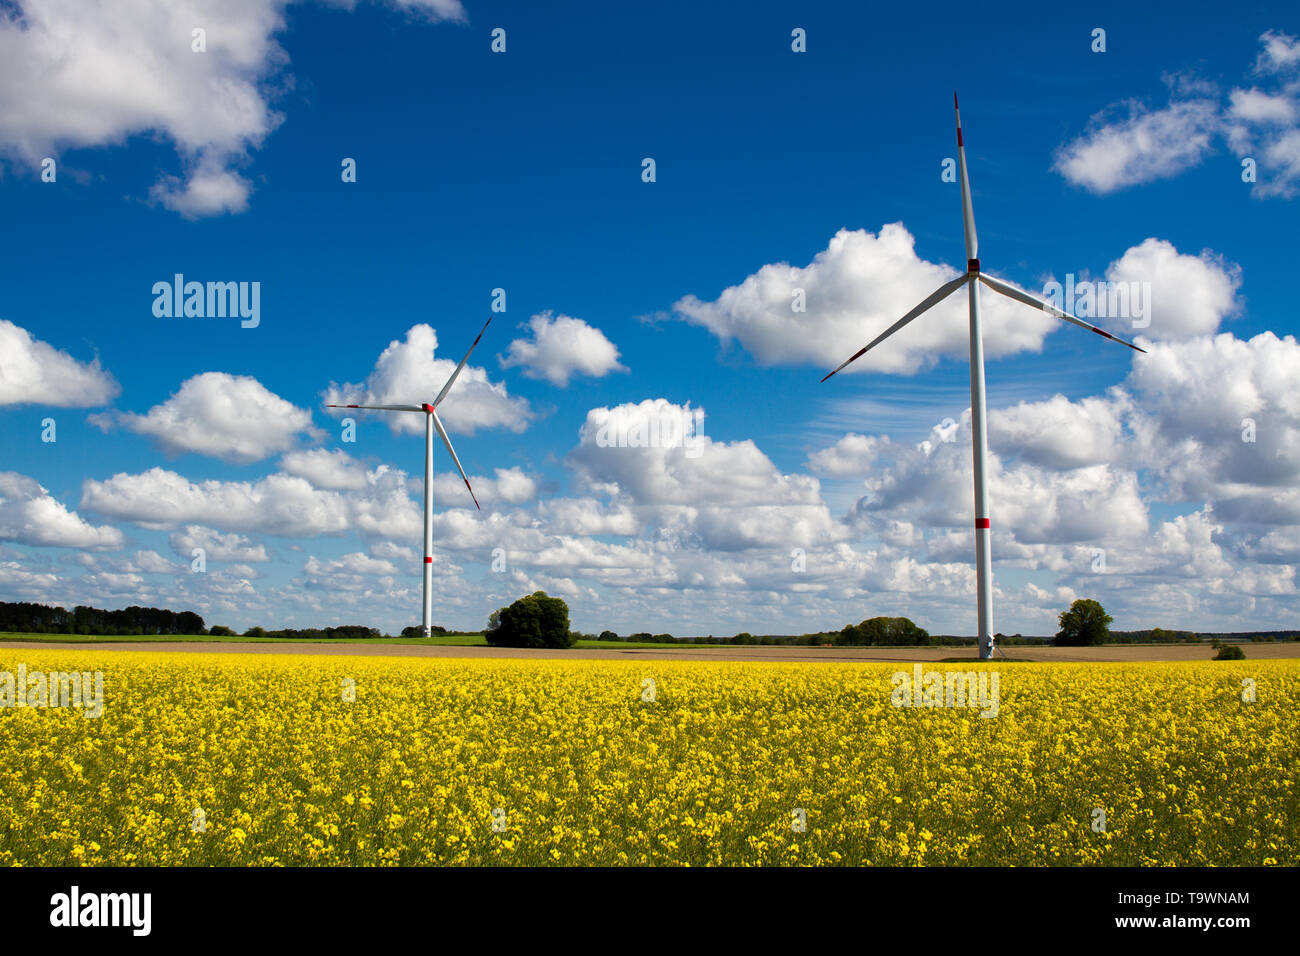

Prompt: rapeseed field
xmin=0 ymin=651 xmax=1293 ymax=866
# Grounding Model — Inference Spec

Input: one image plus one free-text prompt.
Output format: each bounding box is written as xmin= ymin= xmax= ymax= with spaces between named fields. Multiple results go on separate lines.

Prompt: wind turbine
xmin=327 ymin=318 xmax=490 ymax=638
xmin=822 ymin=95 xmax=1145 ymax=661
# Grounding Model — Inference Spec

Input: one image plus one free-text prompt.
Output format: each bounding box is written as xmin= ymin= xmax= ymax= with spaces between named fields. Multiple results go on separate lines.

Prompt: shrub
xmin=1212 ymin=640 xmax=1246 ymax=660
xmin=400 ymin=625 xmax=447 ymax=637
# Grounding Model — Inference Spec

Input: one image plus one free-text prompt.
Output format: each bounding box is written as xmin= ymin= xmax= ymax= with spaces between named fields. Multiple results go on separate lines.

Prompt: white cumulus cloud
xmin=0 ymin=319 xmax=119 ymax=406
xmin=1104 ymin=238 xmax=1241 ymax=340
xmin=95 ymin=372 xmax=320 ymax=464
xmin=1055 ymin=31 xmax=1300 ymax=198
xmin=673 ymin=225 xmax=1065 ymax=375
xmin=500 ymin=312 xmax=627 ymax=386
xmin=0 ymin=0 xmax=466 ymax=218
xmin=82 ymin=467 xmax=349 ymax=536
xmin=279 ymin=448 xmax=370 ymax=490
xmin=433 ymin=466 xmax=537 ymax=506
xmin=0 ymin=471 xmax=125 ymax=549
xmin=168 ymin=524 xmax=271 ymax=562
xmin=1052 ymin=98 xmax=1219 ymax=194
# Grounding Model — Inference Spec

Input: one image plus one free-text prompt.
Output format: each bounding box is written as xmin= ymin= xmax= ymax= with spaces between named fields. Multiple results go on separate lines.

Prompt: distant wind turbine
xmin=327 ymin=318 xmax=491 ymax=638
xmin=822 ymin=95 xmax=1145 ymax=660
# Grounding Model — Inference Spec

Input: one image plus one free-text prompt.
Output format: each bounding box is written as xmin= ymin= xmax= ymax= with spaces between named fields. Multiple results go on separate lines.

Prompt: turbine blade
xmin=432 ymin=316 xmax=492 ymax=408
xmin=977 ymin=273 xmax=1147 ymax=353
xmin=325 ymin=403 xmax=424 ymax=412
xmin=954 ymin=92 xmax=978 ymax=261
xmin=430 ymin=410 xmax=481 ymax=510
xmin=821 ymin=274 xmax=969 ymax=382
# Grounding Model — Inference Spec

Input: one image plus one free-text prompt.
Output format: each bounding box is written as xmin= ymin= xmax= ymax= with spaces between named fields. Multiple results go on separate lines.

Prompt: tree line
xmin=4 ymin=597 xmax=1293 ymax=646
xmin=234 ymin=625 xmax=382 ymax=639
xmin=0 ymin=601 xmax=382 ymax=639
xmin=0 ymin=601 xmax=205 ymax=636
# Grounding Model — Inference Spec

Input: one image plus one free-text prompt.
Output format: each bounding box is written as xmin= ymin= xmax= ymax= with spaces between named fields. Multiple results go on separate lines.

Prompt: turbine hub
xmin=967 ymin=258 xmax=980 ymax=275
xmin=422 ymin=403 xmax=435 ymax=413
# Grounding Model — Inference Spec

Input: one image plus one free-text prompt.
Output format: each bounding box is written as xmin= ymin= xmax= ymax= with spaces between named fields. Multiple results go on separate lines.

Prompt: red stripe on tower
xmin=424 ymin=556 xmax=432 ymax=563
xmin=975 ymin=518 xmax=990 ymax=529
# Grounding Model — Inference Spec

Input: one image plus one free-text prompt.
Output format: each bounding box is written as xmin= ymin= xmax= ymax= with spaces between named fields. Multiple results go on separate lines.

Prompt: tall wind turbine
xmin=822 ymin=95 xmax=1145 ymax=660
xmin=327 ymin=318 xmax=490 ymax=638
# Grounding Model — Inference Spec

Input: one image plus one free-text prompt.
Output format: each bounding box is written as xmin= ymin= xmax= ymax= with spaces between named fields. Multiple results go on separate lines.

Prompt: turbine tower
xmin=327 ymin=318 xmax=490 ymax=637
xmin=823 ymin=95 xmax=1145 ymax=660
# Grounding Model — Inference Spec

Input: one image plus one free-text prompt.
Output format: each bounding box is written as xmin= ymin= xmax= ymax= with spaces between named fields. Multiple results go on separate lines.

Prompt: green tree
xmin=1055 ymin=599 xmax=1113 ymax=646
xmin=877 ymin=617 xmax=930 ymax=646
xmin=598 ymin=630 xmax=620 ymax=641
xmin=485 ymin=592 xmax=573 ymax=648
xmin=208 ymin=625 xmax=235 ymax=636
xmin=175 ymin=610 xmax=206 ymax=635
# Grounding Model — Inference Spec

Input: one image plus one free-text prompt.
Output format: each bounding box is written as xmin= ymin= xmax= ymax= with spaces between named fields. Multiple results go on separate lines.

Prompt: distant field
xmin=2 ymin=635 xmax=1299 ymax=661
xmin=1 ymin=648 xmax=1294 ymax=866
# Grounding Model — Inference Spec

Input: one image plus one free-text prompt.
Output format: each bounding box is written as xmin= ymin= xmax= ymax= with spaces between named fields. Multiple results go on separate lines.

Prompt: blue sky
xmin=2 ymin=0 xmax=1298 ymax=636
